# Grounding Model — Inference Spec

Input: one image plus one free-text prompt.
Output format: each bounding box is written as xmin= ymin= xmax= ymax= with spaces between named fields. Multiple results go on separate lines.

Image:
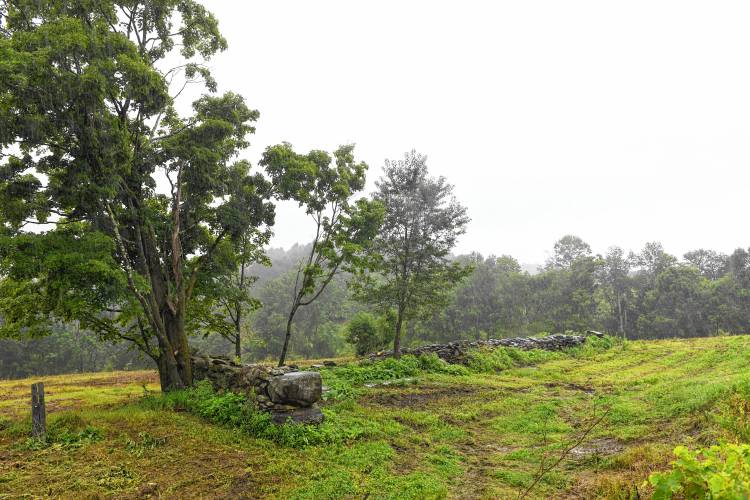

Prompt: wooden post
xmin=31 ymin=382 xmax=46 ymax=439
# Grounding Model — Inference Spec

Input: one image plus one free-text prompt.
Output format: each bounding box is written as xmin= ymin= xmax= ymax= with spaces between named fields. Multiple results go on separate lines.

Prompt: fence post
xmin=31 ymin=382 xmax=46 ymax=439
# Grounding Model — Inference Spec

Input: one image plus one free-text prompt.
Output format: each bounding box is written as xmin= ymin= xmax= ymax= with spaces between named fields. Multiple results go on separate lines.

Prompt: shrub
xmin=466 ymin=346 xmax=562 ymax=373
xmin=648 ymin=444 xmax=750 ymax=499
xmin=568 ymin=334 xmax=621 ymax=358
xmin=344 ymin=311 xmax=395 ymax=356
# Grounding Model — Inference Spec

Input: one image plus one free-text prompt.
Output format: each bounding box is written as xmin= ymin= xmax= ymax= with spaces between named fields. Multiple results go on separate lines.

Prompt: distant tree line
xmin=420 ymin=238 xmax=750 ymax=343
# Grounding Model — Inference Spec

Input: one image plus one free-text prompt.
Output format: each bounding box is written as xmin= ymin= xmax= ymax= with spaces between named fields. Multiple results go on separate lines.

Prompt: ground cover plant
xmin=2 ymin=335 xmax=750 ymax=498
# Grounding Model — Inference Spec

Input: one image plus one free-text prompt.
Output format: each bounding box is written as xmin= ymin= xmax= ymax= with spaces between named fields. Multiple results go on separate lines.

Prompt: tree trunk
xmin=147 ymin=307 xmax=192 ymax=392
xmin=617 ymin=293 xmax=624 ymax=335
xmin=393 ymin=307 xmax=404 ymax=359
xmin=234 ymin=328 xmax=241 ymax=360
xmin=235 ymin=258 xmax=245 ymax=361
xmin=278 ymin=305 xmax=297 ymax=366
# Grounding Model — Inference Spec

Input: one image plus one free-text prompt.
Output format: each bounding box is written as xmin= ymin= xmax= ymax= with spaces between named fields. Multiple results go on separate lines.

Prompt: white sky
xmin=196 ymin=0 xmax=750 ymax=264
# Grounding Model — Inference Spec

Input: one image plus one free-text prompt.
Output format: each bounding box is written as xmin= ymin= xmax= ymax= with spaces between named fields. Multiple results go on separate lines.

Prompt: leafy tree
xmin=0 ymin=1 xmax=274 ymax=390
xmin=260 ymin=143 xmax=383 ymax=366
xmin=684 ymin=249 xmax=728 ymax=281
xmin=630 ymin=242 xmax=677 ymax=277
xmin=637 ymin=265 xmax=710 ymax=338
xmin=355 ymin=150 xmax=471 ymax=357
xmin=545 ymin=235 xmax=592 ymax=270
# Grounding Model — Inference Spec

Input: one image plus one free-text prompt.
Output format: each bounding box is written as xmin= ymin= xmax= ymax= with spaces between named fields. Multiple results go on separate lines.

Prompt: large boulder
xmin=267 ymin=371 xmax=322 ymax=407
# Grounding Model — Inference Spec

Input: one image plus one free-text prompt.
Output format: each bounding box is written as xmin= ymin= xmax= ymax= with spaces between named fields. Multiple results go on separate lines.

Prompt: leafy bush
xmin=343 ymin=310 xmax=395 ymax=356
xmin=568 ymin=334 xmax=622 ymax=358
xmin=466 ymin=346 xmax=563 ymax=373
xmin=649 ymin=444 xmax=750 ymax=499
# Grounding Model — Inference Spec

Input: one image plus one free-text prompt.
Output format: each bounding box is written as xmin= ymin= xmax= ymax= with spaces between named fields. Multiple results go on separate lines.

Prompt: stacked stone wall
xmin=368 ymin=332 xmax=603 ymax=364
xmin=191 ymin=355 xmax=323 ymax=424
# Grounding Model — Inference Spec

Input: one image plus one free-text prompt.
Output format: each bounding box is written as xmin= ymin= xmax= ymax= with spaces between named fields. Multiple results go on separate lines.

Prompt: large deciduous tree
xmin=355 ymin=150 xmax=471 ymax=358
xmin=260 ymin=143 xmax=384 ymax=366
xmin=0 ymin=1 xmax=274 ymax=390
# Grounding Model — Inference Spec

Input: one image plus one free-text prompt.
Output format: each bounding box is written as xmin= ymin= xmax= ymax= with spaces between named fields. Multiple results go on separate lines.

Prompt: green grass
xmin=3 ymin=335 xmax=750 ymax=498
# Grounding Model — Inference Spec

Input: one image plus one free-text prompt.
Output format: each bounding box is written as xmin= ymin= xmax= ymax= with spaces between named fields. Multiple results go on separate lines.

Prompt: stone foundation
xmin=191 ymin=355 xmax=323 ymax=424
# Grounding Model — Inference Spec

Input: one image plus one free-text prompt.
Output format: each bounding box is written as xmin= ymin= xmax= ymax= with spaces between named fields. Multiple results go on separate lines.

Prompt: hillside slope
xmin=2 ymin=335 xmax=749 ymax=499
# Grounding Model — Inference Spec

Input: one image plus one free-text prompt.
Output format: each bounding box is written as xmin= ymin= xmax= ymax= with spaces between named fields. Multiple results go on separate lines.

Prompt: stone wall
xmin=192 ymin=332 xmax=603 ymax=424
xmin=191 ymin=355 xmax=323 ymax=424
xmin=368 ymin=332 xmax=604 ymax=365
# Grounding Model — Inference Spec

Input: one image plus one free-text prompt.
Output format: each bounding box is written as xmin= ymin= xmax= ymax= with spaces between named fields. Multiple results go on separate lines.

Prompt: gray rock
xmin=268 ymin=371 xmax=322 ymax=407
xmin=270 ymin=406 xmax=324 ymax=425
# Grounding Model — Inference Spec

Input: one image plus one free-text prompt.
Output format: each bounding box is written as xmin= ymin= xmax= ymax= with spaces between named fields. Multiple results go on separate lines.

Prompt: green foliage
xmin=19 ymin=412 xmax=103 ymax=451
xmin=344 ymin=310 xmax=395 ymax=356
xmin=96 ymin=466 xmax=137 ymax=491
xmin=125 ymin=431 xmax=167 ymax=457
xmin=568 ymin=334 xmax=622 ymax=358
xmin=649 ymin=444 xmax=750 ymax=499
xmin=466 ymin=346 xmax=564 ymax=373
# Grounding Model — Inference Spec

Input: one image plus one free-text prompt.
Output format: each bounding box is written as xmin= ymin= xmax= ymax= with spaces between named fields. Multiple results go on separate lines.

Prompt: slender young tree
xmin=260 ymin=143 xmax=383 ymax=366
xmin=355 ymin=150 xmax=471 ymax=358
xmin=602 ymin=246 xmax=631 ymax=337
xmin=0 ymin=1 xmax=274 ymax=390
xmin=190 ymin=228 xmax=270 ymax=361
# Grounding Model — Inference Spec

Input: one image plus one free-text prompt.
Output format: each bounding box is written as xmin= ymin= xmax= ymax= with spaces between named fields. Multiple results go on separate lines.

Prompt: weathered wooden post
xmin=31 ymin=382 xmax=46 ymax=439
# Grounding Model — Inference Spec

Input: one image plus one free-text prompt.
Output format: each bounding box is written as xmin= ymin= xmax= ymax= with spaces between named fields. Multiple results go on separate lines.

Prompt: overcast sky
xmin=197 ymin=0 xmax=750 ymax=264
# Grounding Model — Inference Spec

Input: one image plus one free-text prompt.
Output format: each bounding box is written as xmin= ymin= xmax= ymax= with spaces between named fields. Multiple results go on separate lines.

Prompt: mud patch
xmin=366 ymin=385 xmax=478 ymax=408
xmin=227 ymin=473 xmax=264 ymax=499
xmin=544 ymin=382 xmax=597 ymax=394
xmin=569 ymin=438 xmax=624 ymax=459
xmin=45 ymin=399 xmax=85 ymax=413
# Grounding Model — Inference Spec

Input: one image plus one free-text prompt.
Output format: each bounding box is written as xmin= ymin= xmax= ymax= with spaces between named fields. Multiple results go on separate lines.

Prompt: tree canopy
xmin=0 ymin=1 xmax=274 ymax=390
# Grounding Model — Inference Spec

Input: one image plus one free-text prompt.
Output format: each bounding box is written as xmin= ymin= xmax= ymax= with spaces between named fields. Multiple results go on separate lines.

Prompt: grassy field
xmin=2 ymin=335 xmax=750 ymax=499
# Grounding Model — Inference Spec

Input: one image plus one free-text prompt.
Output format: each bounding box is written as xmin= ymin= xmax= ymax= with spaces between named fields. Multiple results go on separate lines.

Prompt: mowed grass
xmin=2 ymin=335 xmax=750 ymax=499
xmin=0 ymin=370 xmax=159 ymax=418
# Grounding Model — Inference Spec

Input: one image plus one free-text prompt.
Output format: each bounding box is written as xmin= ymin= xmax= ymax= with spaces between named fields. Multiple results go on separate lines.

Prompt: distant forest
xmin=2 ymin=235 xmax=748 ymax=378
